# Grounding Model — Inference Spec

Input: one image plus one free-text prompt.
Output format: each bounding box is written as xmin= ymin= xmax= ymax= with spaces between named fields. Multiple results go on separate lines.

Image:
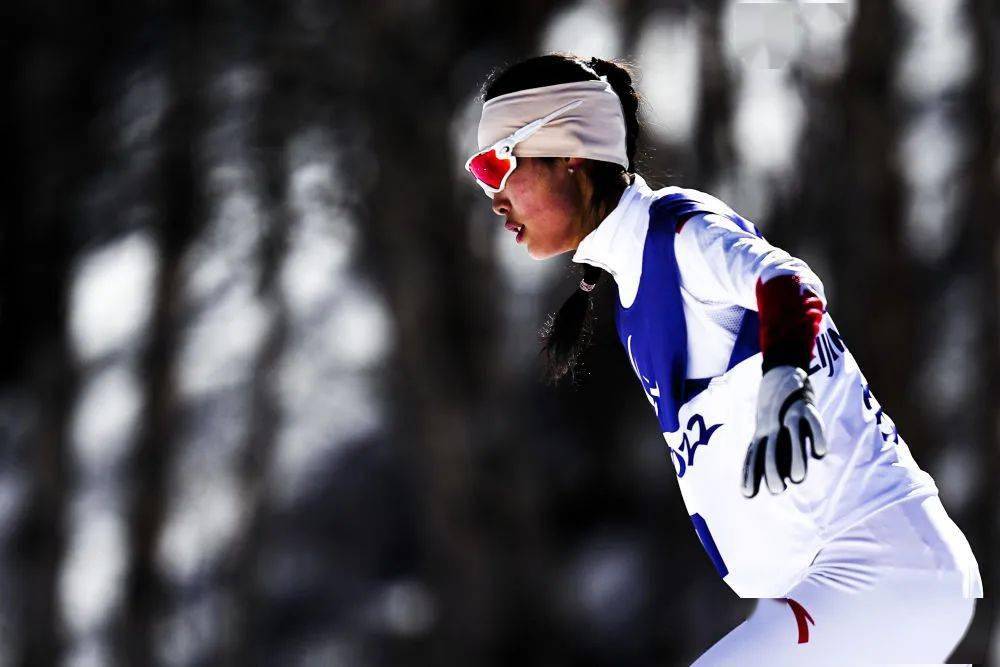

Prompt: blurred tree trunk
xmin=355 ymin=1 xmax=570 ymax=663
xmin=692 ymin=0 xmax=736 ymax=186
xmin=118 ymin=5 xmax=205 ymax=663
xmin=949 ymin=0 xmax=998 ymax=661
xmin=223 ymin=6 xmax=292 ymax=663
xmin=835 ymin=3 xmax=926 ymax=447
xmin=3 ymin=5 xmax=116 ymax=664
xmin=619 ymin=0 xmax=654 ymax=59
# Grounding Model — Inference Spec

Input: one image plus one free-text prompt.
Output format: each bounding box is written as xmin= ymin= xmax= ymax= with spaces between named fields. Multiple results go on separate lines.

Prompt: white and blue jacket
xmin=572 ymin=173 xmax=940 ymax=597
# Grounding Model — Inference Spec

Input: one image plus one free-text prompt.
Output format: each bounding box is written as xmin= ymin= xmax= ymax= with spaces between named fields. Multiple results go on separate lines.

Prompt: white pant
xmin=692 ymin=494 xmax=983 ymax=666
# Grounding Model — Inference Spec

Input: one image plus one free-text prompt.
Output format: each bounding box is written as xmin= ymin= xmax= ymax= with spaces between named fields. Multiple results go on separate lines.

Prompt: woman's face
xmin=490 ymin=156 xmax=589 ymax=260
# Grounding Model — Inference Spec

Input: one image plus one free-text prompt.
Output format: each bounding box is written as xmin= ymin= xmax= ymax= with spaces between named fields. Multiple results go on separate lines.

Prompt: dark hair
xmin=481 ymin=53 xmax=645 ymax=386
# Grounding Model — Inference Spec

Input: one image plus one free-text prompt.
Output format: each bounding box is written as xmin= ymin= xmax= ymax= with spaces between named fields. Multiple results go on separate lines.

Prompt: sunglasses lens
xmin=467 ymin=148 xmax=512 ymax=190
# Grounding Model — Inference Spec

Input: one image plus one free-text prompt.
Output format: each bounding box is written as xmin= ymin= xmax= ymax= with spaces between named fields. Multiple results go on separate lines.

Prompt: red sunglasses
xmin=465 ymin=98 xmax=583 ymax=197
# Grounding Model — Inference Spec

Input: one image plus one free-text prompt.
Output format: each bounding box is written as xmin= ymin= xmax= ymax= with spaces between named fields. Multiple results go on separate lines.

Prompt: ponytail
xmin=539 ymin=264 xmax=607 ymax=386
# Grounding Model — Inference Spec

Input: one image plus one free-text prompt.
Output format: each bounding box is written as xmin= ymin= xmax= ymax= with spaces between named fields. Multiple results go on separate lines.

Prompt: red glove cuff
xmin=756 ymin=274 xmax=824 ymax=372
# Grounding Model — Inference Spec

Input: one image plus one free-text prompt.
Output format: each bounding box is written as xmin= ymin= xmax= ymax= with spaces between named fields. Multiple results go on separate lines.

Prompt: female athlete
xmin=463 ymin=53 xmax=983 ymax=665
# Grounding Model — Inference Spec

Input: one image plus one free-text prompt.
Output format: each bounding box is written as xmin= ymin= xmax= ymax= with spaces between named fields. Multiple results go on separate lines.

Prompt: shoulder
xmin=672 ymin=212 xmax=739 ymax=302
xmin=592 ymin=187 xmax=713 ymax=307
xmin=649 ymin=186 xmax=744 ymax=222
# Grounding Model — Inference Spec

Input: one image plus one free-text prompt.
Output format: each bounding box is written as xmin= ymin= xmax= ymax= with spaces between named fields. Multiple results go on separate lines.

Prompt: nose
xmin=492 ymin=196 xmax=509 ymax=217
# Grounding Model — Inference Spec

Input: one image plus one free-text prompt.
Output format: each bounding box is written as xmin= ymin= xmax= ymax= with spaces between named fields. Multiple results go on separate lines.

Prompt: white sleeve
xmin=674 ymin=212 xmax=827 ymax=312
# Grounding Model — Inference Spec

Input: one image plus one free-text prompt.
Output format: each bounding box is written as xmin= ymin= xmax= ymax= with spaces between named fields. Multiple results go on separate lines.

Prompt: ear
xmin=565 ymin=157 xmax=586 ymax=170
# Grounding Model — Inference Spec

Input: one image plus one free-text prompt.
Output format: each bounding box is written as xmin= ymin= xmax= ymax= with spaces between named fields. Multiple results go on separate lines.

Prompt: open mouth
xmin=505 ymin=221 xmax=525 ymax=243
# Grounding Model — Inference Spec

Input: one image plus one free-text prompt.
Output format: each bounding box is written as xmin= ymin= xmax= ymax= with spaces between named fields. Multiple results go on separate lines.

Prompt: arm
xmin=674 ymin=212 xmax=825 ymax=372
xmin=674 ymin=212 xmax=828 ymax=496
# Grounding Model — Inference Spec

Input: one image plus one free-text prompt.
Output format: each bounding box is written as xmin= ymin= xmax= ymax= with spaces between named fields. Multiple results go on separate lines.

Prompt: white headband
xmin=476 ymin=78 xmax=629 ymax=169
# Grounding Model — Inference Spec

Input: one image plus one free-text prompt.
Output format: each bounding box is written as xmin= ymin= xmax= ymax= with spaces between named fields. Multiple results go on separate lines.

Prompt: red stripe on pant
xmin=780 ymin=597 xmax=815 ymax=643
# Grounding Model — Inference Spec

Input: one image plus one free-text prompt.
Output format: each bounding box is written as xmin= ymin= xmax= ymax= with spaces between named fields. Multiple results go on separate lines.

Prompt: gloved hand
xmin=742 ymin=365 xmax=827 ymax=497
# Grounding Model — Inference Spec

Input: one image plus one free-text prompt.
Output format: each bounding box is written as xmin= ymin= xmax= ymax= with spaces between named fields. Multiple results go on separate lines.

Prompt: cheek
xmin=505 ymin=167 xmax=578 ymax=237
xmin=533 ymin=189 xmax=576 ymax=232
xmin=504 ymin=172 xmax=535 ymax=208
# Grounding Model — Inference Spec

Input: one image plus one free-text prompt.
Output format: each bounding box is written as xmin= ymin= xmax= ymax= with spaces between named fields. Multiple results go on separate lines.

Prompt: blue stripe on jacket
xmin=613 ymin=190 xmax=764 ymax=433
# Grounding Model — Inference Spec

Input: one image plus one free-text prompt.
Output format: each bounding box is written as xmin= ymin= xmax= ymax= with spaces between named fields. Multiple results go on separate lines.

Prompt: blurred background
xmin=2 ymin=0 xmax=997 ymax=665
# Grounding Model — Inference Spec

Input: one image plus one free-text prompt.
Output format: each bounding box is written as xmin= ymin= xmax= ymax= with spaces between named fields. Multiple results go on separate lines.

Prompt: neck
xmin=575 ymin=174 xmax=629 ymax=247
xmin=596 ymin=180 xmax=628 ymax=220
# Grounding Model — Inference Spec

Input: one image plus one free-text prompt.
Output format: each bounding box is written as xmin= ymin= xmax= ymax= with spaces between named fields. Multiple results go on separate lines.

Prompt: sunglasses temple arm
xmin=508 ymin=99 xmax=583 ymax=143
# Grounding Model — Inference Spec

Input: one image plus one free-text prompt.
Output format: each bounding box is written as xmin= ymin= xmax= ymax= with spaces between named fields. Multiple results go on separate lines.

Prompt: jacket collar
xmin=571 ymin=172 xmax=659 ymax=307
